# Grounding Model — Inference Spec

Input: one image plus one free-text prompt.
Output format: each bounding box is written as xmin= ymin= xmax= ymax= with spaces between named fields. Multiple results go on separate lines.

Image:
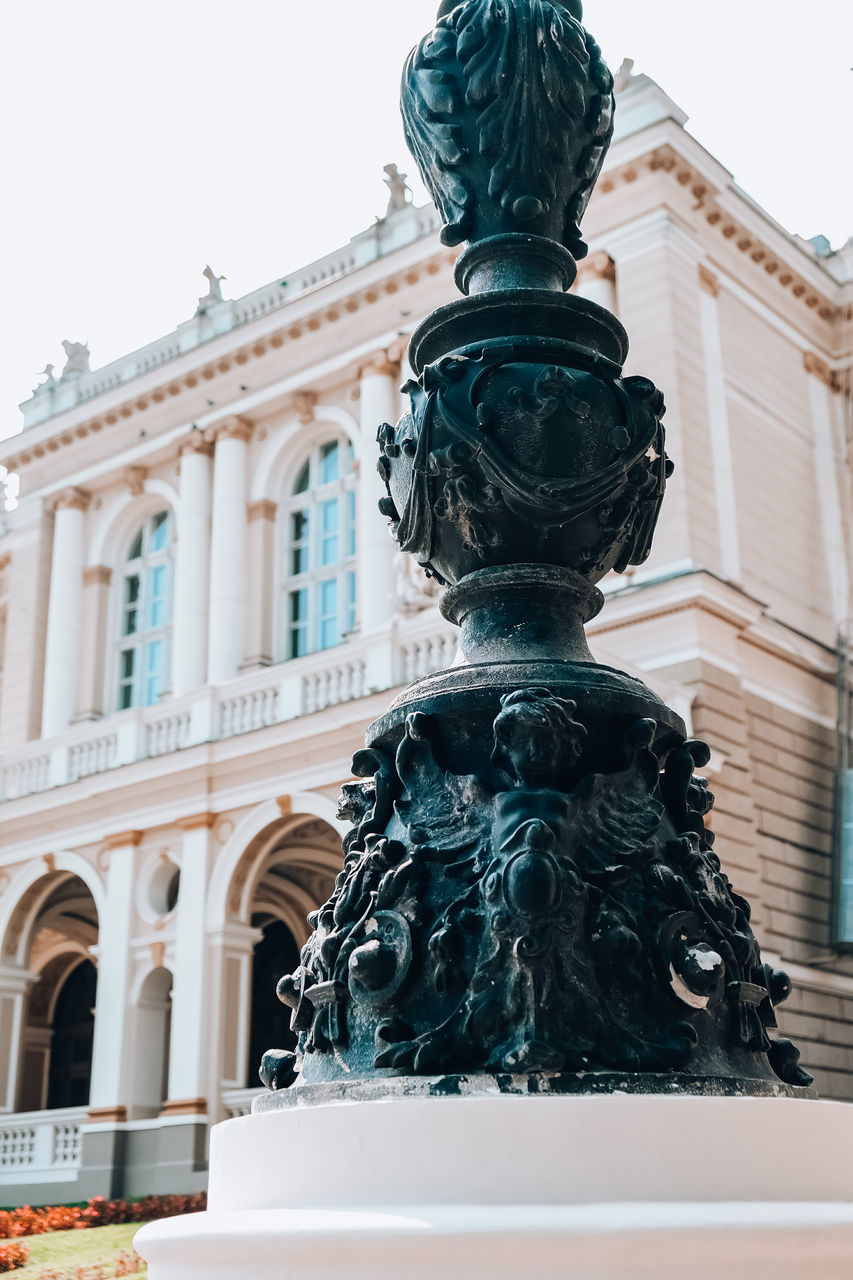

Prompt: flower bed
xmin=0 ymin=1242 xmax=30 ymax=1273
xmin=0 ymin=1194 xmax=205 ymax=1241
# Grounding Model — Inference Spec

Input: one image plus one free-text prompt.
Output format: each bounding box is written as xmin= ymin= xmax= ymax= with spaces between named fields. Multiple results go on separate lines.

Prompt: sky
xmin=1 ymin=0 xmax=851 ymax=445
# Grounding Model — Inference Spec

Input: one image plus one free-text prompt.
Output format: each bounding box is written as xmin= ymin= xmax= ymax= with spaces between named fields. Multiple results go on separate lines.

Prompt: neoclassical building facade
xmin=0 ymin=67 xmax=851 ymax=1201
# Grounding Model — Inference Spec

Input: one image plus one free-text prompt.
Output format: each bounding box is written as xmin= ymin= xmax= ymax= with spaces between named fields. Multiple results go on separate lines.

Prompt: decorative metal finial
xmin=262 ymin=0 xmax=812 ymax=1102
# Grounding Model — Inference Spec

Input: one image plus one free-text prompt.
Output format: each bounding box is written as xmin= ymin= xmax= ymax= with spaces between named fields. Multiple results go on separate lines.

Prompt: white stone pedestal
xmin=137 ymin=1091 xmax=853 ymax=1279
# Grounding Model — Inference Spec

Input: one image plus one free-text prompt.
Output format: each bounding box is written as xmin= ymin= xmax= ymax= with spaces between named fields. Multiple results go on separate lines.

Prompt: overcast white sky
xmin=1 ymin=0 xmax=851 ymax=442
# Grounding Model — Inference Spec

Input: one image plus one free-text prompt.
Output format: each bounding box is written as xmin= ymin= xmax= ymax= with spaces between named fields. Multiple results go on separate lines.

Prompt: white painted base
xmin=136 ymin=1094 xmax=853 ymax=1279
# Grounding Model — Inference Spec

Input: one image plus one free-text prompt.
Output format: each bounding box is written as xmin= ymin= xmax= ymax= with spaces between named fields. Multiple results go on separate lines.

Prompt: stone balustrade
xmin=0 ymin=610 xmax=458 ymax=803
xmin=0 ymin=1106 xmax=86 ymax=1189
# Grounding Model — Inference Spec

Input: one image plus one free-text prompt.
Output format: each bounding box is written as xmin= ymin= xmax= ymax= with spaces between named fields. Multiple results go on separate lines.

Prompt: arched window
xmin=282 ymin=439 xmax=357 ymax=659
xmin=117 ymin=510 xmax=174 ymax=710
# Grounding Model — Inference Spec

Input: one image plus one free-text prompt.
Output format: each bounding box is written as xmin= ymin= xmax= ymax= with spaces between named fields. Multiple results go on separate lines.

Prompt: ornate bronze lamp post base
xmin=263 ymin=0 xmax=810 ymax=1099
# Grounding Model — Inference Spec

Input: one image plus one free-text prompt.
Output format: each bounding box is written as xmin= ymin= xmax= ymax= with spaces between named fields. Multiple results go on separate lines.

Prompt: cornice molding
xmin=83 ymin=565 xmax=112 ymax=588
xmin=2 ymin=247 xmax=453 ymax=477
xmin=803 ymin=351 xmax=843 ymax=392
xmin=598 ymin=144 xmax=839 ymax=325
xmin=698 ymin=265 xmax=720 ymax=298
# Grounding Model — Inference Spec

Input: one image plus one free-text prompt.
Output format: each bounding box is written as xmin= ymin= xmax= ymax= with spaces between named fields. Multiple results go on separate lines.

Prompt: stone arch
xmin=206 ymin=794 xmax=345 ymax=933
xmin=87 ymin=479 xmax=180 ymax=569
xmin=251 ymin=406 xmax=361 ymax=504
xmin=0 ymin=854 xmax=106 ymax=969
xmin=3 ymin=860 xmax=102 ymax=1113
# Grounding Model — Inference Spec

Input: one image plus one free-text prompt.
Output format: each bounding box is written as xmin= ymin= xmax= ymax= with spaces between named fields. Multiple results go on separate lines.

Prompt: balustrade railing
xmin=219 ymin=686 xmax=279 ymax=738
xmin=0 ymin=612 xmax=464 ymax=803
xmin=145 ymin=710 xmax=192 ymax=759
xmin=1 ymin=752 xmax=51 ymax=801
xmin=68 ymin=733 xmax=118 ymax=782
xmin=221 ymin=1087 xmax=264 ymax=1120
xmin=0 ymin=1107 xmax=86 ymax=1186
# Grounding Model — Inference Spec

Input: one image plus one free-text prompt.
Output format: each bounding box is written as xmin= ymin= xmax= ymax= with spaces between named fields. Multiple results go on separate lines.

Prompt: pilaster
xmin=76 ymin=566 xmax=112 ymax=720
xmin=244 ymin=500 xmax=278 ymax=669
xmin=697 ymin=265 xmax=741 ymax=584
xmin=0 ymin=963 xmax=37 ymax=1113
xmin=803 ymin=352 xmax=849 ymax=629
xmin=574 ymin=250 xmax=617 ymax=312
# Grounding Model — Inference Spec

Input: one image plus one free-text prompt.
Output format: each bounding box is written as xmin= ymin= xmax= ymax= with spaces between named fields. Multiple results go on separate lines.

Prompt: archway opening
xmin=12 ymin=872 xmax=100 ymax=1113
xmin=47 ymin=960 xmax=97 ymax=1110
xmin=246 ymin=918 xmax=301 ymax=1087
xmin=131 ymin=967 xmax=173 ymax=1118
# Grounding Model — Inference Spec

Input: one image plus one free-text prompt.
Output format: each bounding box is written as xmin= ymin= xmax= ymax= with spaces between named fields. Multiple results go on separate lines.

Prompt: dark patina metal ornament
xmin=262 ymin=0 xmax=813 ymax=1098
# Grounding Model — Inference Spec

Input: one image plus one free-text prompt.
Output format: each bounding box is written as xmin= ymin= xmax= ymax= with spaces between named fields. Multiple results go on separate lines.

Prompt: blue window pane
xmin=318 ymin=579 xmax=339 ymax=650
xmin=346 ymin=571 xmax=357 ymax=633
xmin=290 ymin=589 xmax=308 ymax=623
xmin=321 ymin=499 xmax=339 ymax=566
xmin=347 ymin=491 xmax=356 ymax=556
xmin=144 ymin=640 xmax=163 ymax=706
xmin=151 ymin=511 xmax=170 ymax=553
xmin=128 ymin=529 xmax=143 ymax=561
xmin=320 ymin=441 xmax=339 ymax=485
xmin=293 ymin=460 xmax=311 ymax=495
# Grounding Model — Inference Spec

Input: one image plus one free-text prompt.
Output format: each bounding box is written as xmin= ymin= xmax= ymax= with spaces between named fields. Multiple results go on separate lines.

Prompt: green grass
xmin=9 ymin=1223 xmax=148 ymax=1277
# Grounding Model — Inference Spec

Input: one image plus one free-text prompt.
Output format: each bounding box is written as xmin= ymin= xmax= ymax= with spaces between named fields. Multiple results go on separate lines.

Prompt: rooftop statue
xmin=197 ymin=264 xmax=226 ymax=311
xmin=262 ymin=0 xmax=813 ymax=1102
xmin=35 ymin=363 xmax=56 ymax=391
xmin=383 ymin=163 xmax=413 ymax=215
xmin=60 ymin=341 xmax=90 ymax=379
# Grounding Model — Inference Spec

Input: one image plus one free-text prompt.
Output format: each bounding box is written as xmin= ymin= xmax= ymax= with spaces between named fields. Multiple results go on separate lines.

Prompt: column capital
xmin=803 ymin=351 xmax=842 ymax=391
xmin=578 ymin=250 xmax=616 ymax=283
xmin=176 ymin=812 xmax=217 ymax=831
xmin=179 ymin=431 xmax=214 ymax=459
xmin=209 ymin=415 xmax=253 ymax=444
xmin=83 ymin=565 xmax=112 ymax=588
xmin=698 ymin=265 xmax=721 ymax=298
xmin=248 ymin=499 xmax=278 ymax=524
xmin=101 ymin=829 xmax=144 ymax=851
xmin=358 ymin=349 xmax=402 ymax=380
xmin=50 ymin=486 xmax=91 ymax=514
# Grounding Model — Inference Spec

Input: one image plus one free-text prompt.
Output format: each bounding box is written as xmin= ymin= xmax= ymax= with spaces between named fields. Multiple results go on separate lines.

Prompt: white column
xmin=575 ymin=250 xmax=617 ymax=312
xmin=173 ymin=436 xmax=214 ymax=696
xmin=208 ymin=418 xmax=251 ymax=685
xmin=42 ymin=488 xmax=89 ymax=738
xmin=698 ymin=266 xmax=742 ymax=584
xmin=88 ymin=831 xmax=140 ymax=1118
xmin=358 ymin=351 xmax=400 ymax=635
xmin=805 ymin=352 xmax=850 ymax=629
xmin=166 ymin=815 xmax=214 ymax=1111
xmin=0 ymin=964 xmax=35 ymax=1113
